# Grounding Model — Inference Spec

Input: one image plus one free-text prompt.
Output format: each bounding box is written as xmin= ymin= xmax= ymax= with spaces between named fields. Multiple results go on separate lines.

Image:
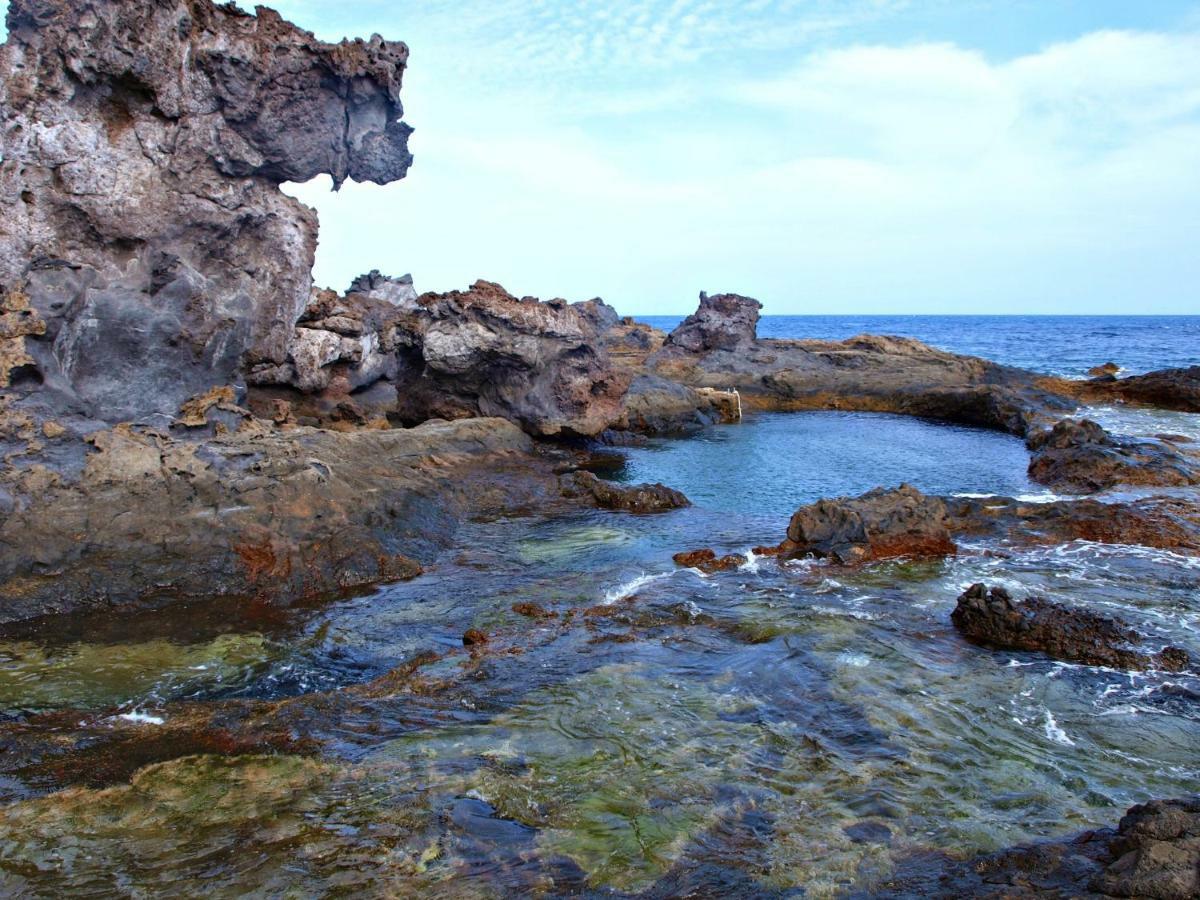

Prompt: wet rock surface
xmin=779 ymin=485 xmax=956 ymax=565
xmin=944 ymin=494 xmax=1200 ymax=553
xmin=0 ymin=417 xmax=560 ymax=623
xmin=561 ymin=470 xmax=690 ymax=513
xmin=1027 ymin=419 xmax=1200 ymax=494
xmin=1 ymin=0 xmax=412 ymax=425
xmin=1075 ymin=365 xmax=1200 ymax=413
xmin=952 ymin=584 xmax=1189 ymax=672
xmin=878 ymin=796 xmax=1200 ymax=899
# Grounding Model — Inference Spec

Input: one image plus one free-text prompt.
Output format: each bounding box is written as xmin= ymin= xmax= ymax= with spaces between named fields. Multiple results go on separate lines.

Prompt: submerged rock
xmin=944 ymin=494 xmax=1200 ymax=554
xmin=879 ymin=795 xmax=1200 ymax=899
xmin=561 ymin=470 xmax=690 ymax=514
xmin=779 ymin=485 xmax=956 ymax=565
xmin=0 ymin=0 xmax=412 ymax=424
xmin=951 ymin=584 xmax=1189 ymax=672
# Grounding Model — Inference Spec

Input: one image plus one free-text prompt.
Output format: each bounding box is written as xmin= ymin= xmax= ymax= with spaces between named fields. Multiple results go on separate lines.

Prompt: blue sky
xmin=4 ymin=2 xmax=1200 ymax=314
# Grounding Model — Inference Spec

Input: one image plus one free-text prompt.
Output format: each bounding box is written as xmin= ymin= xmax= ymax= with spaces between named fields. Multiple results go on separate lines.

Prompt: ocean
xmin=636 ymin=314 xmax=1200 ymax=377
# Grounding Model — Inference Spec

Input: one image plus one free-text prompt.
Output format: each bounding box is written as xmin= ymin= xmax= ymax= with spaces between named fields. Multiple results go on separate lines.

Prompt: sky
xmin=4 ymin=2 xmax=1200 ymax=314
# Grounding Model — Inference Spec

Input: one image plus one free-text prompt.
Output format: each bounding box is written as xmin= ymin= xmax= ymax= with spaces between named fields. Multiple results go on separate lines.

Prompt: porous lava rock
xmin=663 ymin=291 xmax=762 ymax=353
xmin=0 ymin=0 xmax=413 ymax=425
xmin=951 ymin=583 xmax=1189 ymax=672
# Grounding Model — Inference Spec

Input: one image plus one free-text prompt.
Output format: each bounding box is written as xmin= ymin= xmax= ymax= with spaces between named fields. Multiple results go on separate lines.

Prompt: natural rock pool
xmin=1 ymin=412 xmax=1197 ymax=896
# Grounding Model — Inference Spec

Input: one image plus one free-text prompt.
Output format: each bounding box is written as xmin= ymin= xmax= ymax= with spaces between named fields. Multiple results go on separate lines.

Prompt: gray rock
xmin=0 ymin=0 xmax=412 ymax=425
xmin=664 ymin=291 xmax=762 ymax=353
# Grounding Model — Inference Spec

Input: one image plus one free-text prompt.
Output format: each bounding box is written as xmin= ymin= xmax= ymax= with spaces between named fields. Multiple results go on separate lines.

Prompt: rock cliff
xmin=0 ymin=0 xmax=413 ymax=425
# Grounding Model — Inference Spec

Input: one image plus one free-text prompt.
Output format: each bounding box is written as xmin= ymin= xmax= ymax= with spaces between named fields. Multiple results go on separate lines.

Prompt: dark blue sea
xmin=636 ymin=315 xmax=1200 ymax=378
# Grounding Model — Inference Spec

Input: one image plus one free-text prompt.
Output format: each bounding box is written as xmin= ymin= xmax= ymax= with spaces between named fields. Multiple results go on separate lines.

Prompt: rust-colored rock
xmin=672 ymin=548 xmax=747 ymax=573
xmin=512 ymin=602 xmax=554 ymax=619
xmin=779 ymin=485 xmax=956 ymax=565
xmin=462 ymin=628 xmax=489 ymax=647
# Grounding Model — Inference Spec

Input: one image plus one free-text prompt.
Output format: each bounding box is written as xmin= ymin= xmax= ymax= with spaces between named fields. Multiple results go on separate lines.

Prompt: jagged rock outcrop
xmin=879 ymin=796 xmax=1200 ymax=899
xmin=1027 ymin=419 xmax=1200 ymax=494
xmin=249 ymin=276 xmax=633 ymax=437
xmin=951 ymin=584 xmax=1189 ymax=672
xmin=380 ymin=280 xmax=630 ymax=437
xmin=0 ymin=0 xmax=413 ymax=426
xmin=663 ymin=291 xmax=762 ymax=353
xmin=777 ymin=484 xmax=956 ymax=564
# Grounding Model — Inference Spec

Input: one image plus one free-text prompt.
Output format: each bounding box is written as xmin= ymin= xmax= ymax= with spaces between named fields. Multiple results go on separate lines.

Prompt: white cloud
xmin=288 ymin=23 xmax=1199 ymax=313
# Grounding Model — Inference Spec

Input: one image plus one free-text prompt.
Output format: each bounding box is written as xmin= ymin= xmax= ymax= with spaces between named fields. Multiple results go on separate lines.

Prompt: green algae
xmin=0 ymin=633 xmax=275 ymax=712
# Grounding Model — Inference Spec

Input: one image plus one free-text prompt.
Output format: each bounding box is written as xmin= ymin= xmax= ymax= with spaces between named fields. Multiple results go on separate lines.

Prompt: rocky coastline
xmin=1 ymin=1 xmax=1197 ymax=896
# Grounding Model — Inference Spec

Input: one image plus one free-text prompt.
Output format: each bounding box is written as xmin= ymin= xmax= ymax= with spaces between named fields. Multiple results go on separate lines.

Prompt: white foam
xmin=117 ymin=711 xmax=166 ymax=726
xmin=1043 ymin=709 xmax=1075 ymax=746
xmin=602 ymin=571 xmax=671 ymax=605
xmin=836 ymin=651 xmax=872 ymax=668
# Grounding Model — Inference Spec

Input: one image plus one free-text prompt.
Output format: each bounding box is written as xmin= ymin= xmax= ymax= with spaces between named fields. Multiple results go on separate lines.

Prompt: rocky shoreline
xmin=1 ymin=1 xmax=1198 ymax=896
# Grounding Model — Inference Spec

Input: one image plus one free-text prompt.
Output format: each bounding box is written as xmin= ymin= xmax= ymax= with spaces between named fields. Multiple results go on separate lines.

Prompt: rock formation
xmin=0 ymin=417 xmax=562 ymax=623
xmin=251 ymin=277 xmax=631 ymax=437
xmin=1077 ymin=365 xmax=1200 ymax=413
xmin=1027 ymin=419 xmax=1200 ymax=494
xmin=560 ymin=470 xmax=690 ymax=513
xmin=663 ymin=291 xmax=761 ymax=353
xmin=952 ymin=584 xmax=1189 ymax=672
xmin=777 ymin=484 xmax=956 ymax=564
xmin=0 ymin=0 xmax=413 ymax=426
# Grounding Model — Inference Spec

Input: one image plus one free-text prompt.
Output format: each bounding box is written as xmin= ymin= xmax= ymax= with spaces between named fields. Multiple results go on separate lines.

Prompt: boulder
xmin=0 ymin=0 xmax=413 ymax=425
xmin=1087 ymin=362 xmax=1121 ymax=378
xmin=951 ymin=584 xmax=1189 ymax=672
xmin=780 ymin=485 xmax=956 ymax=564
xmin=664 ymin=292 xmax=762 ymax=353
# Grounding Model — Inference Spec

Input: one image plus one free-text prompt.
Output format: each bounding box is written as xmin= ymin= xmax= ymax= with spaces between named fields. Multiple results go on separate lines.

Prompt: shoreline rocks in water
xmin=1027 ymin=419 xmax=1200 ymax=494
xmin=777 ymin=485 xmax=957 ymax=565
xmin=560 ymin=470 xmax=690 ymax=513
xmin=879 ymin=795 xmax=1200 ymax=899
xmin=951 ymin=583 xmax=1189 ymax=672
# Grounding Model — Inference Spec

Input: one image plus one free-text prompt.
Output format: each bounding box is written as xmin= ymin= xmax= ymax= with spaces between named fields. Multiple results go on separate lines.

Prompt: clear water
xmin=639 ymin=314 xmax=1200 ymax=378
xmin=2 ymin=407 xmax=1197 ymax=896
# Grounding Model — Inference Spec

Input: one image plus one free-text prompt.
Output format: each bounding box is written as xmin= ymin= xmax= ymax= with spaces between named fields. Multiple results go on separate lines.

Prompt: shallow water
xmin=1 ymin=411 xmax=1198 ymax=896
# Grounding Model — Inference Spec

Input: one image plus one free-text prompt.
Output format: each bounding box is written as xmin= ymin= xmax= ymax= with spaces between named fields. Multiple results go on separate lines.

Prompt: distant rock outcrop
xmin=0 ymin=0 xmax=413 ymax=425
xmin=664 ymin=291 xmax=762 ymax=353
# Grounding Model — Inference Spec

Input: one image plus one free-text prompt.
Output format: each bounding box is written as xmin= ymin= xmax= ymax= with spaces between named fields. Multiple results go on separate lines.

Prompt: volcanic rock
xmin=0 ymin=0 xmax=413 ymax=425
xmin=0 ymin=417 xmax=563 ymax=624
xmin=951 ymin=584 xmax=1189 ymax=672
xmin=664 ymin=291 xmax=762 ymax=353
xmin=671 ymin=549 xmax=747 ymax=573
xmin=1027 ymin=419 xmax=1200 ymax=494
xmin=1088 ymin=362 xmax=1121 ymax=378
xmin=562 ymin=470 xmax=690 ymax=513
xmin=780 ymin=485 xmax=956 ymax=564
